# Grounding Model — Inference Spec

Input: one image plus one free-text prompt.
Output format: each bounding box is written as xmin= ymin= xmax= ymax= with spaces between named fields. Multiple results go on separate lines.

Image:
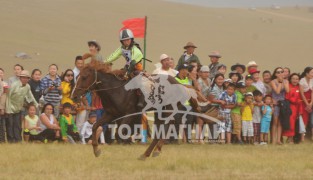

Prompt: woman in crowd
xmin=283 ymin=73 xmax=301 ymax=143
xmin=299 ymin=67 xmax=313 ymax=141
xmin=40 ymin=64 xmax=62 ymax=117
xmin=28 ymin=69 xmax=42 ymax=104
xmin=229 ymin=71 xmax=242 ymax=84
xmin=271 ymin=67 xmax=289 ymax=145
xmin=283 ymin=67 xmax=291 ymax=80
xmin=37 ymin=103 xmax=60 ymax=142
xmin=61 ymin=69 xmax=75 ymax=105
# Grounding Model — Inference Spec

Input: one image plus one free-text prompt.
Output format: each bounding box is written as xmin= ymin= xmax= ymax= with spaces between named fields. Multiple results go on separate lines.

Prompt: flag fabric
xmin=120 ymin=17 xmax=146 ymax=38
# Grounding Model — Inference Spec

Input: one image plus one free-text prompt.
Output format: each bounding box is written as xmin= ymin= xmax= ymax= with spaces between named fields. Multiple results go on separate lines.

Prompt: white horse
xmin=125 ymin=73 xmax=198 ymax=123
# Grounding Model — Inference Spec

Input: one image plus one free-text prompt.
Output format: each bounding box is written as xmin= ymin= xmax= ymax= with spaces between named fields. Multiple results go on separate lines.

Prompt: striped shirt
xmin=40 ymin=74 xmax=61 ymax=105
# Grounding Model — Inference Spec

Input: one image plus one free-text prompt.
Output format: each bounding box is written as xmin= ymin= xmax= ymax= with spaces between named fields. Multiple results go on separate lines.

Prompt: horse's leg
xmin=152 ymin=122 xmax=169 ymax=157
xmin=92 ymin=112 xmax=112 ymax=157
xmin=138 ymin=115 xmax=162 ymax=160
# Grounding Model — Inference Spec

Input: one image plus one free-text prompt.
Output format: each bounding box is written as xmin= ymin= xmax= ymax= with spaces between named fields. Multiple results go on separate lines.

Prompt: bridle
xmin=74 ymin=69 xmax=128 ymax=93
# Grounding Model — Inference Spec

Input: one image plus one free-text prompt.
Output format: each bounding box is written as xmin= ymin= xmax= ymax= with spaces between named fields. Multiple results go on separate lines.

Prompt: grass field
xmin=0 ymin=143 xmax=312 ymax=179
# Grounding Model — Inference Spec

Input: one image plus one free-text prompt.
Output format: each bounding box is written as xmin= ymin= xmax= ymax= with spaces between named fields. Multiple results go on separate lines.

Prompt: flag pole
xmin=143 ymin=16 xmax=147 ymax=70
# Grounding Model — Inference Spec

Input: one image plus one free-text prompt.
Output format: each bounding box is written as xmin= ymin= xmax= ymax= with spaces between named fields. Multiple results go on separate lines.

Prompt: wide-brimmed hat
xmin=88 ymin=40 xmax=101 ymax=51
xmin=229 ymin=71 xmax=242 ymax=81
xmin=19 ymin=70 xmax=30 ymax=78
xmin=208 ymin=51 xmax=222 ymax=58
xmin=200 ymin=66 xmax=210 ymax=72
xmin=246 ymin=61 xmax=258 ymax=68
xmin=159 ymin=54 xmax=169 ymax=62
xmin=184 ymin=42 xmax=197 ymax=49
xmin=231 ymin=63 xmax=246 ymax=73
xmin=248 ymin=68 xmax=260 ymax=75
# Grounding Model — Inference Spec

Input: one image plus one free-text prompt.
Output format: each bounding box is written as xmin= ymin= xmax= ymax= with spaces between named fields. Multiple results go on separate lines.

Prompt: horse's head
xmin=124 ymin=72 xmax=145 ymax=91
xmin=71 ymin=64 xmax=99 ymax=102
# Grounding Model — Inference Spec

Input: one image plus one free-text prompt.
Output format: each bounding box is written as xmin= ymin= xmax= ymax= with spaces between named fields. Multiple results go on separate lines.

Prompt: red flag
xmin=120 ymin=17 xmax=146 ymax=38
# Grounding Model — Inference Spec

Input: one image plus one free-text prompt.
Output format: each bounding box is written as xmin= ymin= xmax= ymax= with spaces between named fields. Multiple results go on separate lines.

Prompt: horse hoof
xmin=152 ymin=151 xmax=161 ymax=157
xmin=94 ymin=149 xmax=102 ymax=157
xmin=137 ymin=154 xmax=147 ymax=161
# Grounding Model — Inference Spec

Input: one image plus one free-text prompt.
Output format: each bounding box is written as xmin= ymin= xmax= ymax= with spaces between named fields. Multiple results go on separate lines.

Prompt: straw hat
xmin=19 ymin=70 xmax=30 ymax=78
xmin=159 ymin=54 xmax=169 ymax=62
xmin=208 ymin=51 xmax=222 ymax=58
xmin=184 ymin=42 xmax=197 ymax=49
xmin=246 ymin=61 xmax=258 ymax=68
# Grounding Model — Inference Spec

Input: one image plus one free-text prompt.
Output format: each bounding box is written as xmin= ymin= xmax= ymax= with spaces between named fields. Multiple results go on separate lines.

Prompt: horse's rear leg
xmin=152 ymin=139 xmax=164 ymax=157
xmin=138 ymin=138 xmax=159 ymax=160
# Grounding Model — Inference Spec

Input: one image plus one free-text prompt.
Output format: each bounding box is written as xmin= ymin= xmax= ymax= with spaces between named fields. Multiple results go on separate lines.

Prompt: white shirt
xmin=152 ymin=68 xmax=178 ymax=77
xmin=73 ymin=67 xmax=80 ymax=83
xmin=300 ymin=78 xmax=313 ymax=92
xmin=80 ymin=121 xmax=104 ymax=144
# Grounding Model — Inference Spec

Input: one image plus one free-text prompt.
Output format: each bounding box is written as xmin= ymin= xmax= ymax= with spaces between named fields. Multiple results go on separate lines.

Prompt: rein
xmin=75 ymin=69 xmax=128 ymax=92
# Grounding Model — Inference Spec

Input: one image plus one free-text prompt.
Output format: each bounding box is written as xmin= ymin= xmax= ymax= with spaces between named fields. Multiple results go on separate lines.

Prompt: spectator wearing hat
xmin=198 ymin=66 xmax=211 ymax=99
xmin=229 ymin=71 xmax=242 ymax=84
xmin=208 ymin=51 xmax=222 ymax=79
xmin=231 ymin=63 xmax=246 ymax=75
xmin=81 ymin=111 xmax=105 ymax=144
xmin=176 ymin=42 xmax=201 ymax=70
xmin=40 ymin=64 xmax=62 ymax=118
xmin=246 ymin=61 xmax=258 ymax=73
xmin=153 ymin=54 xmax=178 ymax=77
xmin=249 ymin=69 xmax=266 ymax=96
xmin=262 ymin=70 xmax=272 ymax=95
xmin=6 ymin=70 xmax=38 ymax=143
xmin=8 ymin=64 xmax=24 ymax=86
xmin=83 ymin=40 xmax=103 ymax=62
xmin=59 ymin=103 xmax=80 ymax=143
xmin=231 ymin=82 xmax=246 ymax=144
xmin=73 ymin=55 xmax=84 ymax=83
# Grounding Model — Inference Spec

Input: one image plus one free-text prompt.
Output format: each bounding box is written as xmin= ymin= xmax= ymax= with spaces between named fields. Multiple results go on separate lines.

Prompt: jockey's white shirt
xmin=153 ymin=68 xmax=178 ymax=77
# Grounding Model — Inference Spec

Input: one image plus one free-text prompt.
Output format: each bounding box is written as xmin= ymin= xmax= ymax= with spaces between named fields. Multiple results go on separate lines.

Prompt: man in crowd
xmin=208 ymin=51 xmax=222 ymax=79
xmin=153 ymin=54 xmax=178 ymax=77
xmin=176 ymin=42 xmax=201 ymax=69
xmin=73 ymin=55 xmax=84 ymax=83
xmin=6 ymin=70 xmax=38 ymax=143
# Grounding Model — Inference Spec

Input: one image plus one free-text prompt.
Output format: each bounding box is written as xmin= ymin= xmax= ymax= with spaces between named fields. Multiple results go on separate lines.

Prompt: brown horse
xmin=72 ymin=61 xmax=199 ymax=159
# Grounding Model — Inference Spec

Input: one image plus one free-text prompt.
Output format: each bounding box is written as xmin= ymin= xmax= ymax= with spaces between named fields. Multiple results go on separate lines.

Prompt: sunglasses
xmin=276 ymin=71 xmax=283 ymax=74
xmin=66 ymin=74 xmax=74 ymax=77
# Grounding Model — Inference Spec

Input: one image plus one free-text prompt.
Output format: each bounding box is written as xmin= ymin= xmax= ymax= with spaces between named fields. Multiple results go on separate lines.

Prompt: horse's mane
xmin=84 ymin=60 xmax=126 ymax=78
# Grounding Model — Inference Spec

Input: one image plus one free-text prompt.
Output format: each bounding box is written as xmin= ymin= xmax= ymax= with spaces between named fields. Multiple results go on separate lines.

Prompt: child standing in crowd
xmin=253 ymin=90 xmax=263 ymax=145
xmin=81 ymin=111 xmax=105 ymax=144
xmin=28 ymin=69 xmax=42 ymax=104
xmin=40 ymin=64 xmax=62 ymax=118
xmin=241 ymin=92 xmax=254 ymax=144
xmin=59 ymin=103 xmax=80 ymax=143
xmin=83 ymin=40 xmax=103 ymax=62
xmin=260 ymin=95 xmax=274 ymax=145
xmin=218 ymin=83 xmax=237 ymax=144
xmin=23 ymin=104 xmax=42 ymax=142
xmin=231 ymin=82 xmax=246 ymax=144
xmin=245 ymin=74 xmax=257 ymax=93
